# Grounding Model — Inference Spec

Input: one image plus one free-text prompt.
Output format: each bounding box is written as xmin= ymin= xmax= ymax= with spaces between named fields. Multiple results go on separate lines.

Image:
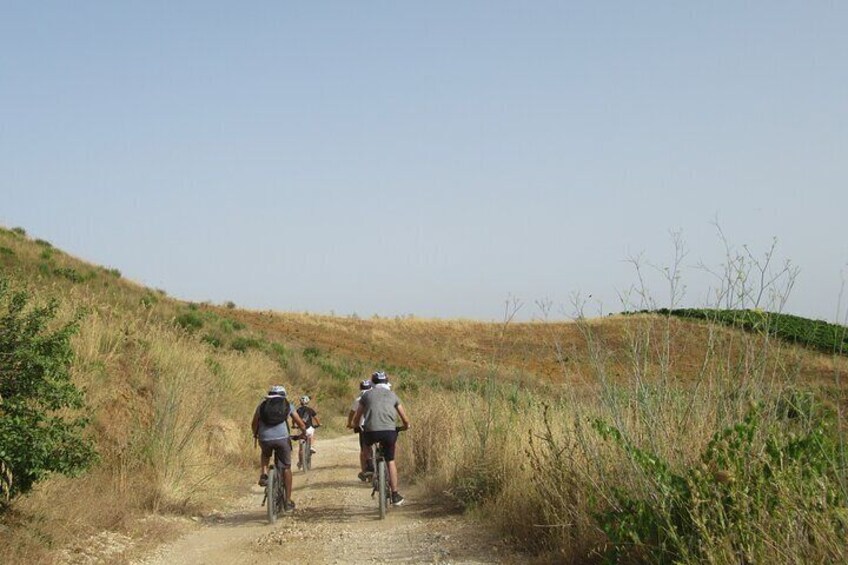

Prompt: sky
xmin=2 ymin=2 xmax=846 ymax=322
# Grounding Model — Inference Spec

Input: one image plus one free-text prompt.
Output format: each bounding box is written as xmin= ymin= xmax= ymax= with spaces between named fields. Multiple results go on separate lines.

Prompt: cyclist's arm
xmin=251 ymin=408 xmax=260 ymax=437
xmin=346 ymin=409 xmax=355 ymax=428
xmin=396 ymin=404 xmax=410 ymax=430
xmin=313 ymin=413 xmax=321 ymax=427
xmin=352 ymin=404 xmax=364 ymax=431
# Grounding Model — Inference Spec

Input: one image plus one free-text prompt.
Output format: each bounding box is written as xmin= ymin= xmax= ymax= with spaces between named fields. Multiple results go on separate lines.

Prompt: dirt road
xmin=133 ymin=434 xmax=516 ymax=564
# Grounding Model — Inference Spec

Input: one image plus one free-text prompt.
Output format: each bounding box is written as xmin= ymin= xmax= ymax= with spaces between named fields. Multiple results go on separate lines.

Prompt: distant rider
xmin=296 ymin=395 xmax=320 ymax=469
xmin=352 ymin=371 xmax=411 ymax=506
xmin=346 ymin=379 xmax=374 ymax=481
xmin=251 ymin=385 xmax=308 ymax=512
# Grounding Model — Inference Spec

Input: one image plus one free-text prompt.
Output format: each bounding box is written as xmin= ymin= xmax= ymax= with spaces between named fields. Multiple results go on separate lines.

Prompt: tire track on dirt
xmin=133 ymin=435 xmax=516 ymax=564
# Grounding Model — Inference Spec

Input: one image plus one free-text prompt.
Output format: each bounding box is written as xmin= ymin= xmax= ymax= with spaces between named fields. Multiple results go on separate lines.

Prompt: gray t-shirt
xmin=360 ymin=386 xmax=401 ymax=432
xmin=254 ymin=397 xmax=294 ymax=441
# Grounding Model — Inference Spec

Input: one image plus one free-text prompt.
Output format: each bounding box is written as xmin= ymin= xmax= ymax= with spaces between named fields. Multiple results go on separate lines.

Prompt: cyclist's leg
xmin=258 ymin=441 xmax=273 ymax=484
xmin=275 ymin=439 xmax=294 ymax=503
xmin=379 ymin=431 xmax=400 ymax=493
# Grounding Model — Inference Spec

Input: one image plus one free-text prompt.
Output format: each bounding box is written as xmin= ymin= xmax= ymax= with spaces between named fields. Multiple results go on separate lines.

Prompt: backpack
xmin=259 ymin=397 xmax=289 ymax=426
xmin=297 ymin=406 xmax=314 ymax=427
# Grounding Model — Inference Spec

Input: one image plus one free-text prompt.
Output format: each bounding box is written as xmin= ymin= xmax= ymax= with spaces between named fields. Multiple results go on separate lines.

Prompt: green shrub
xmin=592 ymin=397 xmax=845 ymax=563
xmin=140 ymin=293 xmax=159 ymax=308
xmin=39 ymin=249 xmax=53 ymax=261
xmin=201 ymin=334 xmax=222 ymax=348
xmin=11 ymin=227 xmax=26 ymax=237
xmin=54 ymin=267 xmax=84 ymax=283
xmin=34 ymin=239 xmax=52 ymax=248
xmin=225 ymin=301 xmax=236 ymax=309
xmin=0 ymin=278 xmax=97 ymax=507
xmin=230 ymin=336 xmax=263 ymax=353
xmin=0 ymin=247 xmax=14 ymax=258
xmin=175 ymin=311 xmax=204 ymax=332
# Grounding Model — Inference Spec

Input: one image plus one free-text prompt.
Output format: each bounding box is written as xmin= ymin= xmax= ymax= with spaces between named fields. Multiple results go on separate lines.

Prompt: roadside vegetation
xmin=1 ymin=224 xmax=845 ymax=563
xmin=627 ymin=308 xmax=848 ymax=356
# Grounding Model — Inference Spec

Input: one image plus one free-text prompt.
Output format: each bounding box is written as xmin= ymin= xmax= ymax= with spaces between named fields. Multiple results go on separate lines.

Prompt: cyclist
xmin=352 ymin=371 xmax=411 ymax=506
xmin=295 ymin=395 xmax=320 ymax=469
xmin=251 ymin=385 xmax=308 ymax=512
xmin=346 ymin=379 xmax=373 ymax=481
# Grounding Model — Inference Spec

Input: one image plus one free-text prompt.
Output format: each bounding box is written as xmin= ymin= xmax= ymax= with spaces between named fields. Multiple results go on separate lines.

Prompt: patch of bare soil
xmin=131 ymin=434 xmax=518 ymax=564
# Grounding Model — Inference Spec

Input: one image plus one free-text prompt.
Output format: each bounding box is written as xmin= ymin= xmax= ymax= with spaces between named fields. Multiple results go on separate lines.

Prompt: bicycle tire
xmin=266 ymin=466 xmax=278 ymax=524
xmin=377 ymin=459 xmax=387 ymax=519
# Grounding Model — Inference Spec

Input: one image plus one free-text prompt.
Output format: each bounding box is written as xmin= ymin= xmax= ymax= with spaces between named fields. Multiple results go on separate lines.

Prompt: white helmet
xmin=300 ymin=395 xmax=310 ymax=405
xmin=268 ymin=385 xmax=286 ymax=397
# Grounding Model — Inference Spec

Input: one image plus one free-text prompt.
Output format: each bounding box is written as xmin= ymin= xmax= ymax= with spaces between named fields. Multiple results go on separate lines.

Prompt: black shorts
xmin=358 ymin=430 xmax=368 ymax=450
xmin=363 ymin=430 xmax=399 ymax=462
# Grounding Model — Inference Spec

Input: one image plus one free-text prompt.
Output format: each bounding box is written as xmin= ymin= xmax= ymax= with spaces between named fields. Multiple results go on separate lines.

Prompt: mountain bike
xmin=298 ymin=434 xmax=312 ymax=473
xmin=369 ymin=426 xmax=406 ymax=519
xmin=263 ymin=463 xmax=285 ymax=524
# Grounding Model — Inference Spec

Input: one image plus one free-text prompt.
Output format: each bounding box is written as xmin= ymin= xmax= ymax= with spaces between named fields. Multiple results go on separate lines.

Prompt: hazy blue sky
xmin=2 ymin=2 xmax=846 ymax=321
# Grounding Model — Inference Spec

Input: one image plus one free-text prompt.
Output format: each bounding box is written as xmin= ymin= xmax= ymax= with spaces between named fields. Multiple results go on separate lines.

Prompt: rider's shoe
xmin=391 ymin=492 xmax=405 ymax=506
xmin=296 ymin=461 xmax=302 ymax=470
xmin=310 ymin=447 xmax=317 ymax=454
xmin=284 ymin=500 xmax=296 ymax=512
xmin=258 ymin=473 xmax=268 ymax=487
xmin=357 ymin=471 xmax=367 ymax=482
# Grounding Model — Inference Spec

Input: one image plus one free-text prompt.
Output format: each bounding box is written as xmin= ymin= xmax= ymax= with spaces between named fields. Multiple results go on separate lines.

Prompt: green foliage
xmin=0 ymin=247 xmax=14 ymax=259
xmin=633 ymin=309 xmax=848 ymax=356
xmin=301 ymin=346 xmax=361 ymax=382
xmin=139 ymin=292 xmax=159 ymax=308
xmin=175 ymin=311 xmax=204 ymax=332
xmin=39 ymin=248 xmax=53 ymax=261
xmin=201 ymin=334 xmax=222 ymax=348
xmin=224 ymin=301 xmax=236 ymax=309
xmin=34 ymin=239 xmax=52 ymax=248
xmin=230 ymin=336 xmax=263 ymax=353
xmin=593 ymin=396 xmax=845 ymax=563
xmin=53 ymin=267 xmax=90 ymax=283
xmin=0 ymin=279 xmax=98 ymax=507
xmin=11 ymin=227 xmax=26 ymax=237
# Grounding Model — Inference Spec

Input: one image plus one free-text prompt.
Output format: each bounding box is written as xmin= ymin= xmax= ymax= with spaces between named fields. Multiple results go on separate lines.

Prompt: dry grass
xmin=2 ymin=226 xmax=846 ymax=563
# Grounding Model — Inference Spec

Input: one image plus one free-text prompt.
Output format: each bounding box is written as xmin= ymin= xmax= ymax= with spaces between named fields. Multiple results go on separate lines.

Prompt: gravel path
xmin=132 ymin=434 xmax=516 ymax=564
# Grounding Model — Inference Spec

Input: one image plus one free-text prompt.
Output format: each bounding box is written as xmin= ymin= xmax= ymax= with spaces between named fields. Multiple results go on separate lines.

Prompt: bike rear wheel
xmin=266 ymin=466 xmax=278 ymax=524
xmin=377 ymin=459 xmax=388 ymax=519
xmin=304 ymin=437 xmax=312 ymax=471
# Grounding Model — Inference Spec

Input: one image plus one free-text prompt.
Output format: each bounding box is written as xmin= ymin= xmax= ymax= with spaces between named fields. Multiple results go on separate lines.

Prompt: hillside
xmin=2 ymin=225 xmax=847 ymax=564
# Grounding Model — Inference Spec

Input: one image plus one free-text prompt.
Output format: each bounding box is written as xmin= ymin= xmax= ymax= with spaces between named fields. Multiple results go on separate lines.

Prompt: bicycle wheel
xmin=377 ymin=459 xmax=387 ymax=519
xmin=304 ymin=437 xmax=312 ymax=471
xmin=266 ymin=466 xmax=278 ymax=524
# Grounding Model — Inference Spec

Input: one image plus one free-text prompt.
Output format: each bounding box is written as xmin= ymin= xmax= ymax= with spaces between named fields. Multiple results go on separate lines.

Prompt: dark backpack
xmin=259 ymin=397 xmax=289 ymax=426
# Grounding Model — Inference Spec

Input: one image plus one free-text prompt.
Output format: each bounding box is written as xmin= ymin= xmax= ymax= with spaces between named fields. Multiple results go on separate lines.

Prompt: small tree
xmin=0 ymin=278 xmax=97 ymax=508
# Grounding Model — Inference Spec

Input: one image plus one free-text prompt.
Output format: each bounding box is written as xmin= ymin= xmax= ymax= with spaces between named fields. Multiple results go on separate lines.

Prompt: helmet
xmin=359 ymin=379 xmax=373 ymax=391
xmin=268 ymin=385 xmax=286 ymax=397
xmin=300 ymin=395 xmax=310 ymax=405
xmin=371 ymin=371 xmax=388 ymax=384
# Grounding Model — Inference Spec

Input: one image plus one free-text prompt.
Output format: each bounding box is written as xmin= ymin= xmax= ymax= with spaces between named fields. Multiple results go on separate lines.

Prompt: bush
xmin=0 ymin=278 xmax=97 ymax=508
xmin=11 ymin=227 xmax=26 ymax=237
xmin=592 ymin=398 xmax=845 ymax=563
xmin=175 ymin=311 xmax=203 ymax=332
xmin=34 ymin=239 xmax=52 ymax=248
